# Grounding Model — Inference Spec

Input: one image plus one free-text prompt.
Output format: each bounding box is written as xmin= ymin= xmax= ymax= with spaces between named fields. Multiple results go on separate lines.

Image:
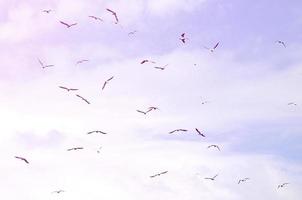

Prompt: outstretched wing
xmin=213 ymin=42 xmax=219 ymax=49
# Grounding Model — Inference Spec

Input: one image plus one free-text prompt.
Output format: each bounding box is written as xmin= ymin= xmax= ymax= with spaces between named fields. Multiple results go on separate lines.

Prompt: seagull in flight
xmin=76 ymin=94 xmax=90 ymax=104
xmin=169 ymin=129 xmax=188 ymax=134
xmin=154 ymin=64 xmax=168 ymax=70
xmin=67 ymin=147 xmax=84 ymax=151
xmin=179 ymin=33 xmax=188 ymax=44
xmin=88 ymin=16 xmax=103 ymax=21
xmin=102 ymin=76 xmax=114 ymax=90
xmin=42 ymin=9 xmax=52 ymax=14
xmin=204 ymin=174 xmax=218 ymax=181
xmin=203 ymin=42 xmax=220 ymax=52
xmin=76 ymin=59 xmax=89 ymax=65
xmin=128 ymin=30 xmax=138 ymax=36
xmin=59 ymin=21 xmax=77 ymax=28
xmin=207 ymin=145 xmax=220 ymax=151
xmin=87 ymin=130 xmax=108 ymax=135
xmin=195 ymin=128 xmax=205 ymax=137
xmin=276 ymin=40 xmax=286 ymax=48
xmin=238 ymin=178 xmax=250 ymax=184
xmin=15 ymin=156 xmax=29 ymax=164
xmin=278 ymin=183 xmax=289 ymax=189
xmin=52 ymin=190 xmax=65 ymax=194
xmin=140 ymin=60 xmax=156 ymax=64
xmin=106 ymin=8 xmax=119 ymax=24
xmin=59 ymin=86 xmax=78 ymax=92
xmin=38 ymin=58 xmax=54 ymax=69
xmin=137 ymin=107 xmax=159 ymax=115
xmin=150 ymin=171 xmax=168 ymax=178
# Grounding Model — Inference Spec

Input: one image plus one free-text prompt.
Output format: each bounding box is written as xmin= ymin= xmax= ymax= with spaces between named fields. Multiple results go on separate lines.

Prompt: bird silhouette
xmin=15 ymin=156 xmax=29 ymax=164
xmin=76 ymin=94 xmax=90 ymax=104
xmin=154 ymin=64 xmax=168 ymax=70
xmin=88 ymin=16 xmax=103 ymax=21
xmin=207 ymin=145 xmax=220 ymax=151
xmin=140 ymin=60 xmax=156 ymax=64
xmin=106 ymin=8 xmax=119 ymax=24
xmin=67 ymin=147 xmax=84 ymax=151
xmin=276 ymin=40 xmax=286 ymax=48
xmin=59 ymin=86 xmax=78 ymax=92
xmin=195 ymin=128 xmax=205 ymax=137
xmin=87 ymin=130 xmax=107 ymax=135
xmin=179 ymin=33 xmax=188 ymax=44
xmin=150 ymin=171 xmax=168 ymax=178
xmin=52 ymin=190 xmax=65 ymax=194
xmin=169 ymin=129 xmax=188 ymax=134
xmin=59 ymin=21 xmax=77 ymax=28
xmin=203 ymin=42 xmax=220 ymax=52
xmin=238 ymin=178 xmax=250 ymax=184
xmin=76 ymin=59 xmax=89 ymax=65
xmin=288 ymin=102 xmax=297 ymax=106
xmin=128 ymin=30 xmax=137 ymax=35
xmin=38 ymin=58 xmax=54 ymax=69
xmin=278 ymin=183 xmax=289 ymax=189
xmin=102 ymin=76 xmax=114 ymax=90
xmin=42 ymin=9 xmax=52 ymax=14
xmin=204 ymin=174 xmax=218 ymax=181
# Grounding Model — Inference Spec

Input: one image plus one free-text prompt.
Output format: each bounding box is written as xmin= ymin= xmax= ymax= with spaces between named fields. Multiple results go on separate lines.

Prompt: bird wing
xmin=38 ymin=59 xmax=44 ymax=67
xmin=195 ymin=128 xmax=201 ymax=134
xmin=59 ymin=86 xmax=68 ymax=90
xmin=106 ymin=8 xmax=115 ymax=14
xmin=213 ymin=42 xmax=219 ymax=49
xmin=140 ymin=60 xmax=147 ymax=64
xmin=107 ymin=76 xmax=114 ymax=82
xmin=215 ymin=145 xmax=221 ymax=151
xmin=69 ymin=88 xmax=78 ymax=91
xmin=136 ymin=110 xmax=146 ymax=114
xmin=59 ymin=21 xmax=69 ymax=27
xmin=102 ymin=81 xmax=107 ymax=90
xmin=97 ymin=131 xmax=107 ymax=134
xmin=69 ymin=23 xmax=77 ymax=27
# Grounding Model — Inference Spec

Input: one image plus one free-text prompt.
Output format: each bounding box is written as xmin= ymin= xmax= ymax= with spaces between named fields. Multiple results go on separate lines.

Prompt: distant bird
xmin=59 ymin=21 xmax=77 ymax=28
xmin=278 ymin=183 xmax=289 ymax=189
xmin=88 ymin=16 xmax=103 ymax=21
xmin=204 ymin=174 xmax=218 ymax=181
xmin=288 ymin=102 xmax=297 ymax=106
xmin=169 ymin=129 xmax=188 ymax=134
xmin=179 ymin=33 xmax=188 ymax=44
xmin=59 ymin=86 xmax=78 ymax=92
xmin=201 ymin=100 xmax=209 ymax=105
xmin=42 ymin=9 xmax=52 ymax=14
xmin=102 ymin=76 xmax=114 ymax=90
xmin=76 ymin=94 xmax=90 ymax=104
xmin=106 ymin=8 xmax=119 ymax=24
xmin=76 ymin=59 xmax=89 ymax=65
xmin=97 ymin=146 xmax=102 ymax=154
xmin=207 ymin=145 xmax=220 ymax=151
xmin=38 ymin=58 xmax=54 ymax=69
xmin=87 ymin=130 xmax=107 ymax=135
xmin=154 ymin=64 xmax=168 ymax=70
xmin=52 ymin=190 xmax=65 ymax=194
xmin=150 ymin=171 xmax=168 ymax=178
xmin=276 ymin=40 xmax=286 ymax=48
xmin=203 ymin=42 xmax=220 ymax=52
xmin=15 ymin=156 xmax=29 ymax=164
xmin=195 ymin=128 xmax=205 ymax=137
xmin=128 ymin=30 xmax=137 ymax=35
xmin=140 ymin=60 xmax=156 ymax=64
xmin=67 ymin=147 xmax=84 ymax=151
xmin=238 ymin=178 xmax=250 ymax=184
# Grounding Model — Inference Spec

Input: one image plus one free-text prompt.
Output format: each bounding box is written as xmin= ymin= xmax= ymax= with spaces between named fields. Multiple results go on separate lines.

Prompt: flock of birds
xmin=12 ymin=5 xmax=294 ymax=197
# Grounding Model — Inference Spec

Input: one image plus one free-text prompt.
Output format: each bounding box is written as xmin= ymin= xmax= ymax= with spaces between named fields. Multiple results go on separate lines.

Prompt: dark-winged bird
xmin=207 ymin=145 xmax=220 ymax=151
xmin=276 ymin=40 xmax=286 ymax=48
xmin=195 ymin=128 xmax=205 ymax=137
xmin=59 ymin=21 xmax=77 ymax=28
xmin=169 ymin=129 xmax=188 ymax=134
xmin=106 ymin=8 xmax=119 ymax=24
xmin=102 ymin=76 xmax=114 ymax=90
xmin=204 ymin=174 xmax=218 ymax=181
xmin=238 ymin=178 xmax=250 ymax=184
xmin=38 ymin=58 xmax=54 ymax=69
xmin=87 ymin=130 xmax=107 ymax=135
xmin=67 ymin=147 xmax=84 ymax=151
xmin=150 ymin=171 xmax=168 ymax=178
xmin=15 ymin=156 xmax=29 ymax=164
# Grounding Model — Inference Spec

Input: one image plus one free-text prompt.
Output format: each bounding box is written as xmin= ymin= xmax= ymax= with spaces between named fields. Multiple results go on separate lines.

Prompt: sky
xmin=0 ymin=0 xmax=302 ymax=199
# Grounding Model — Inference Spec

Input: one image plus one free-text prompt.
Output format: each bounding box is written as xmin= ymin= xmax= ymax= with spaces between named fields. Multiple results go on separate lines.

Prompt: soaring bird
xmin=238 ymin=178 xmax=250 ymax=184
xmin=204 ymin=174 xmax=218 ymax=181
xmin=203 ymin=42 xmax=220 ymax=52
xmin=207 ymin=145 xmax=220 ymax=151
xmin=278 ymin=183 xmax=289 ymax=189
xmin=276 ymin=40 xmax=286 ymax=48
xmin=67 ymin=147 xmax=84 ymax=151
xmin=128 ymin=30 xmax=138 ymax=35
xmin=88 ymin=16 xmax=103 ymax=21
xmin=195 ymin=128 xmax=205 ymax=137
xmin=288 ymin=102 xmax=297 ymax=106
xmin=38 ymin=58 xmax=54 ymax=69
xmin=76 ymin=59 xmax=89 ymax=65
xmin=169 ymin=129 xmax=188 ymax=134
xmin=140 ymin=60 xmax=156 ymax=64
xmin=106 ymin=8 xmax=119 ymax=24
xmin=52 ymin=190 xmax=65 ymax=194
xmin=59 ymin=86 xmax=78 ymax=92
xmin=59 ymin=21 xmax=77 ymax=28
xmin=42 ymin=9 xmax=52 ymax=14
xmin=102 ymin=76 xmax=114 ymax=90
xmin=87 ymin=130 xmax=107 ymax=135
xmin=76 ymin=94 xmax=90 ymax=104
xmin=154 ymin=64 xmax=168 ymax=70
xmin=150 ymin=171 xmax=168 ymax=178
xmin=179 ymin=33 xmax=188 ymax=44
xmin=15 ymin=156 xmax=29 ymax=164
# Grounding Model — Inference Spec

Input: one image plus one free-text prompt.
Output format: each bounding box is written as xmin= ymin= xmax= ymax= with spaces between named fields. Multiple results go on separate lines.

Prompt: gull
xmin=154 ymin=64 xmax=168 ymax=70
xmin=88 ymin=16 xmax=103 ymax=21
xmin=52 ymin=190 xmax=65 ymax=194
xmin=76 ymin=59 xmax=89 ymax=65
xmin=150 ymin=171 xmax=168 ymax=178
xmin=204 ymin=174 xmax=218 ymax=181
xmin=278 ymin=183 xmax=289 ymax=189
xmin=288 ymin=102 xmax=297 ymax=106
xmin=38 ymin=58 xmax=54 ymax=69
xmin=59 ymin=86 xmax=78 ymax=92
xmin=102 ymin=76 xmax=114 ymax=90
xmin=207 ymin=145 xmax=220 ymax=151
xmin=67 ymin=147 xmax=84 ymax=151
xmin=106 ymin=8 xmax=119 ymax=24
xmin=76 ymin=94 xmax=90 ymax=104
xmin=87 ymin=130 xmax=107 ymax=135
xmin=169 ymin=129 xmax=188 ymax=134
xmin=42 ymin=9 xmax=52 ymax=14
xmin=238 ymin=178 xmax=250 ymax=184
xmin=59 ymin=21 xmax=77 ymax=28
xmin=15 ymin=156 xmax=29 ymax=164
xmin=276 ymin=40 xmax=286 ymax=48
xmin=140 ymin=60 xmax=156 ymax=64
xmin=128 ymin=30 xmax=138 ymax=35
xmin=203 ymin=42 xmax=220 ymax=52
xmin=179 ymin=33 xmax=188 ymax=44
xmin=195 ymin=128 xmax=205 ymax=137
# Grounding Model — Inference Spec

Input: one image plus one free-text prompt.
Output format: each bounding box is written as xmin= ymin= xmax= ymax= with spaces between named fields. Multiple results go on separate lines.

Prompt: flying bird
xmin=76 ymin=94 xmax=90 ymax=104
xmin=278 ymin=183 xmax=289 ymax=189
xmin=38 ymin=58 xmax=54 ymax=69
xmin=169 ymin=129 xmax=188 ymax=134
xmin=106 ymin=8 xmax=119 ymax=24
xmin=59 ymin=21 xmax=77 ymax=28
xmin=52 ymin=190 xmax=65 ymax=194
xmin=87 ymin=130 xmax=107 ymax=135
xmin=204 ymin=174 xmax=218 ymax=181
xmin=288 ymin=102 xmax=297 ymax=106
xmin=67 ymin=147 xmax=84 ymax=151
xmin=42 ymin=9 xmax=52 ymax=14
xmin=203 ymin=42 xmax=220 ymax=52
xmin=179 ymin=33 xmax=188 ymax=44
xmin=207 ymin=145 xmax=220 ymax=151
xmin=195 ymin=128 xmax=205 ymax=137
xmin=238 ymin=178 xmax=250 ymax=184
xmin=88 ymin=16 xmax=103 ymax=21
xmin=276 ymin=40 xmax=286 ymax=48
xmin=102 ymin=76 xmax=114 ymax=90
xmin=140 ymin=60 xmax=156 ymax=64
xmin=58 ymin=86 xmax=78 ymax=92
xmin=97 ymin=146 xmax=102 ymax=154
xmin=15 ymin=156 xmax=29 ymax=164
xmin=150 ymin=171 xmax=168 ymax=178
xmin=154 ymin=64 xmax=168 ymax=70
xmin=76 ymin=59 xmax=89 ymax=65
xmin=128 ymin=30 xmax=137 ymax=35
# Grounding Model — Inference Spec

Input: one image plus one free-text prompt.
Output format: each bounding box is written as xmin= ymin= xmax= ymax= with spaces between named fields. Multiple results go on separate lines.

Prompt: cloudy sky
xmin=1 ymin=0 xmax=302 ymax=199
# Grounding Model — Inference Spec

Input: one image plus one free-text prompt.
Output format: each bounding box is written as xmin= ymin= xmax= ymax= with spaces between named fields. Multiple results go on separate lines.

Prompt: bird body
xmin=42 ymin=9 xmax=52 ymax=14
xmin=60 ymin=21 xmax=77 ymax=28
xmin=87 ymin=130 xmax=107 ymax=135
